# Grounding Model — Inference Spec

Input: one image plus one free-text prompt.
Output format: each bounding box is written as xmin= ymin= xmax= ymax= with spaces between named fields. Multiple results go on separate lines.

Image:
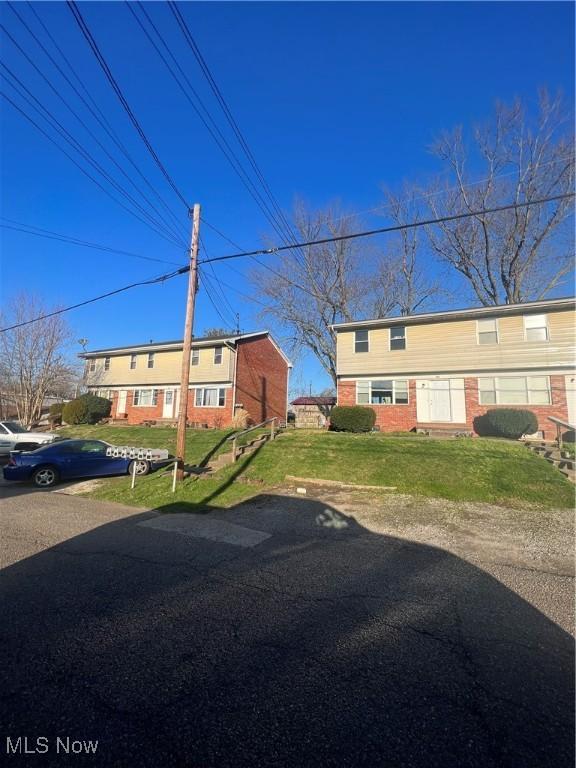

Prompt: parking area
xmin=0 ymin=484 xmax=574 ymax=767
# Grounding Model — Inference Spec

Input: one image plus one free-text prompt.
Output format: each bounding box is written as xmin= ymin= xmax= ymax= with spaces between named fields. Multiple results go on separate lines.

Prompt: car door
xmin=63 ymin=441 xmax=123 ymax=478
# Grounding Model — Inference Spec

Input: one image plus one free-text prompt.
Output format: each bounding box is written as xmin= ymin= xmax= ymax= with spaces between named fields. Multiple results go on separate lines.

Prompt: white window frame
xmin=191 ymin=349 xmax=199 ymax=366
xmin=354 ymin=329 xmax=369 ymax=354
xmin=523 ymin=314 xmax=549 ymax=342
xmin=477 ymin=318 xmax=499 ymax=345
xmin=88 ymin=359 xmax=96 ymax=373
xmin=478 ymin=376 xmax=551 ymax=406
xmin=133 ymin=389 xmax=158 ymax=407
xmin=213 ymin=346 xmax=223 ymax=365
xmin=356 ymin=379 xmax=409 ymax=405
xmin=389 ymin=326 xmax=406 ymax=351
xmin=129 ymin=354 xmax=137 ymax=370
xmin=104 ymin=356 xmax=111 ymax=371
xmin=147 ymin=352 xmax=155 ymax=369
xmin=194 ymin=387 xmax=226 ymax=408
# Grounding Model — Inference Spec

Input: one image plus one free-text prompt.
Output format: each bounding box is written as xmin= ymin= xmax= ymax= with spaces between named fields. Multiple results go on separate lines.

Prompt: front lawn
xmin=64 ymin=427 xmax=574 ymax=510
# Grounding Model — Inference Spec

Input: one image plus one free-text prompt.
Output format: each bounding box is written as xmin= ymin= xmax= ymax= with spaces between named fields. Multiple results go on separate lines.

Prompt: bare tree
xmin=377 ymin=188 xmax=442 ymax=315
xmin=0 ymin=295 xmax=75 ymax=427
xmin=427 ymin=90 xmax=575 ymax=305
xmin=253 ymin=202 xmax=398 ymax=387
xmin=202 ymin=327 xmax=236 ymax=338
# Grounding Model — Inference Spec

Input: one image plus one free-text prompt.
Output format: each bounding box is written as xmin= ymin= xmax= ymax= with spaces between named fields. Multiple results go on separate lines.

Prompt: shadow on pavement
xmin=0 ymin=493 xmax=573 ymax=767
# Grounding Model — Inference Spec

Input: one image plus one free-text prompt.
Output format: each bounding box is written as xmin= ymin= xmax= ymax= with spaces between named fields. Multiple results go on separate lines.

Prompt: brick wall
xmin=337 ymin=380 xmax=418 ymax=431
xmin=115 ymin=387 xmax=234 ymax=428
xmin=235 ymin=336 xmax=288 ymax=424
xmin=338 ymin=376 xmax=570 ymax=437
xmin=464 ymin=374 xmax=569 ymax=438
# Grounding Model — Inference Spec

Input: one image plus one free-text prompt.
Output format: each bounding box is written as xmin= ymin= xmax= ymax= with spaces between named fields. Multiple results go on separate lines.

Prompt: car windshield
xmin=3 ymin=422 xmax=26 ymax=433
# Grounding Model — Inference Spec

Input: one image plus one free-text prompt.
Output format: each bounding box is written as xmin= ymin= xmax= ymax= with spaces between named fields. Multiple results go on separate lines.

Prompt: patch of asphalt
xmin=0 ymin=489 xmax=574 ymax=767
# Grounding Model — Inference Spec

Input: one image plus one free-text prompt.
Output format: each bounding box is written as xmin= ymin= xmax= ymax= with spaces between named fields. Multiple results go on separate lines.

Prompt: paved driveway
xmin=0 ymin=483 xmax=573 ymax=767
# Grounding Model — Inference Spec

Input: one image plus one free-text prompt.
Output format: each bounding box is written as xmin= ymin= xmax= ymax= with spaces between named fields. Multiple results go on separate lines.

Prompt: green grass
xmin=60 ymin=424 xmax=234 ymax=465
xmin=63 ymin=426 xmax=574 ymax=511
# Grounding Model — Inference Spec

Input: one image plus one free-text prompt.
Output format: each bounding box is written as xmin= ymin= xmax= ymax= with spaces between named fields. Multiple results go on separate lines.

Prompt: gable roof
xmin=331 ymin=296 xmax=575 ymax=332
xmin=79 ymin=330 xmax=292 ymax=366
xmin=291 ymin=396 xmax=336 ymax=406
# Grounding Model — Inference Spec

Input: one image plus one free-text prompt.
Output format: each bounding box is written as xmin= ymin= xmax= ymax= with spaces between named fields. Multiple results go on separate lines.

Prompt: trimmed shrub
xmin=62 ymin=394 xmax=111 ymax=425
xmin=329 ymin=405 xmax=376 ymax=433
xmin=48 ymin=401 xmax=64 ymax=426
xmin=62 ymin=398 xmax=89 ymax=425
xmin=473 ymin=409 xmax=538 ymax=439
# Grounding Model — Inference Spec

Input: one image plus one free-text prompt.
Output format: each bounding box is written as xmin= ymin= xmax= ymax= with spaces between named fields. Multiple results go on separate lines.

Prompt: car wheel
xmin=128 ymin=459 xmax=150 ymax=476
xmin=32 ymin=466 xmax=59 ymax=488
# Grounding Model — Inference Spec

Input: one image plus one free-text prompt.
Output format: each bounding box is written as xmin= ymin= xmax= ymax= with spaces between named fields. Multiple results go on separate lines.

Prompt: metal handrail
xmin=548 ymin=416 xmax=575 ymax=450
xmin=227 ymin=417 xmax=277 ymax=462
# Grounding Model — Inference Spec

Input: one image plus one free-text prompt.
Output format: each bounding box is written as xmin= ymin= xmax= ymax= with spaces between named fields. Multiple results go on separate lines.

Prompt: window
xmin=524 ymin=314 xmax=548 ymax=342
xmin=191 ymin=349 xmax=199 ymax=366
xmin=357 ymin=379 xmax=409 ymax=405
xmin=478 ymin=376 xmax=551 ymax=406
xmin=390 ymin=326 xmax=406 ymax=351
xmin=194 ymin=387 xmax=226 ymax=407
xmin=133 ymin=389 xmax=158 ymax=407
xmin=78 ymin=441 xmax=108 ymax=455
xmin=147 ymin=353 xmax=155 ymax=369
xmin=354 ymin=330 xmax=369 ymax=353
xmin=104 ymin=356 xmax=110 ymax=371
xmin=214 ymin=346 xmax=223 ymax=364
xmin=99 ymin=390 xmax=110 ymax=400
xmin=130 ymin=354 xmax=137 ymax=370
xmin=164 ymin=390 xmax=173 ymax=405
xmin=88 ymin=359 xmax=96 ymax=373
xmin=477 ymin=318 xmax=499 ymax=345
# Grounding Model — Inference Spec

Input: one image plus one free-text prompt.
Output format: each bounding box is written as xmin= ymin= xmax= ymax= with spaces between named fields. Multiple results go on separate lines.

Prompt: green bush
xmin=473 ymin=409 xmax=538 ymax=439
xmin=62 ymin=394 xmax=111 ymax=425
xmin=48 ymin=401 xmax=64 ymax=426
xmin=62 ymin=398 xmax=89 ymax=425
xmin=329 ymin=406 xmax=376 ymax=433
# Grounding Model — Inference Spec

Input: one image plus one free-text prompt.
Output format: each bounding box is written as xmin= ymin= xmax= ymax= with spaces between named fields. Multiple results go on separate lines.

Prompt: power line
xmin=167 ymin=0 xmax=306 ymax=263
xmin=67 ymin=0 xmax=190 ymax=209
xmin=0 ymin=267 xmax=189 ymax=333
xmin=0 ymin=218 xmax=185 ymax=266
xmin=0 ymin=79 xmax=185 ymax=249
xmin=199 ymin=193 xmax=576 ymax=265
xmin=2 ymin=193 xmax=573 ymax=333
xmin=200 ymin=268 xmax=239 ymax=330
xmin=1 ymin=88 xmax=187 ymax=249
xmin=132 ymin=1 xmax=305 ymax=266
xmin=5 ymin=3 xmax=187 ymax=245
xmin=25 ymin=0 xmax=188 ymax=240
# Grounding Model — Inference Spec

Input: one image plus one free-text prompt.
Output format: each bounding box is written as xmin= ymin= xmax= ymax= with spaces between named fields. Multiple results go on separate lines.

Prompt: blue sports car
xmin=2 ymin=439 xmax=152 ymax=488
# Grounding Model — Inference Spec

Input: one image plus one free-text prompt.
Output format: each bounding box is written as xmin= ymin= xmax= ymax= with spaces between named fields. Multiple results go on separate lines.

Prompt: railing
xmin=548 ymin=415 xmax=576 ymax=450
xmin=227 ymin=417 xmax=277 ymax=462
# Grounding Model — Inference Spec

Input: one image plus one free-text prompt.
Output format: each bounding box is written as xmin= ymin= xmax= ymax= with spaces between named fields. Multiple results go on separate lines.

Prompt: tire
xmin=128 ymin=459 xmax=150 ymax=477
xmin=32 ymin=465 xmax=59 ymax=488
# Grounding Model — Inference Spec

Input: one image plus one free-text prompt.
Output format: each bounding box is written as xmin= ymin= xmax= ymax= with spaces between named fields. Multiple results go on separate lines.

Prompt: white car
xmin=0 ymin=421 xmax=57 ymax=456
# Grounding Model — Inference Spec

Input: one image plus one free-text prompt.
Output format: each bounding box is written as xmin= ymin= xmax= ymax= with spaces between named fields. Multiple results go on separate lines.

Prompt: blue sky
xmin=1 ymin=1 xmax=574 ymax=393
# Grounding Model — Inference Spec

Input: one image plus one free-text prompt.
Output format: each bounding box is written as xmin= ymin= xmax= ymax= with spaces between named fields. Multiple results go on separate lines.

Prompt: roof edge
xmin=331 ymin=296 xmax=576 ymax=331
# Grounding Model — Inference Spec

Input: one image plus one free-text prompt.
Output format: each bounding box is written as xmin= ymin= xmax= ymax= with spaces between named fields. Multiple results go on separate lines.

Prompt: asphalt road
xmin=0 ymin=483 xmax=573 ymax=768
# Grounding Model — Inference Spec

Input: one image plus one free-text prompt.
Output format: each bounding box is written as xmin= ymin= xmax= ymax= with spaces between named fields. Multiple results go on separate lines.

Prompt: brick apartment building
xmin=332 ymin=297 xmax=576 ymax=438
xmin=81 ymin=331 xmax=290 ymax=428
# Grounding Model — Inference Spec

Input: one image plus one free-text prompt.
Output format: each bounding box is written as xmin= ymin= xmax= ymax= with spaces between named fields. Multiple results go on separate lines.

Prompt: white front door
xmin=429 ymin=380 xmax=452 ymax=422
xmin=163 ymin=389 xmax=175 ymax=418
xmin=117 ymin=390 xmax=127 ymax=415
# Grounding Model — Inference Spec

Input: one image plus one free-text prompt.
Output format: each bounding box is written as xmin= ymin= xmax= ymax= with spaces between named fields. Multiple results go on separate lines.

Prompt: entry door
xmin=429 ymin=380 xmax=452 ymax=422
xmin=163 ymin=389 xmax=175 ymax=418
xmin=117 ymin=390 xmax=127 ymax=415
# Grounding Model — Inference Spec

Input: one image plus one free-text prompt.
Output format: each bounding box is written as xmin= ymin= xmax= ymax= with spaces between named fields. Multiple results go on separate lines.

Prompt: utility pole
xmin=176 ymin=203 xmax=201 ymax=480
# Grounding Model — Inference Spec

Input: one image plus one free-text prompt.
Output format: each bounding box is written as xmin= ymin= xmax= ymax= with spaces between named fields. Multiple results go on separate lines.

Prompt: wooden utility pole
xmin=175 ymin=203 xmax=201 ymax=480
